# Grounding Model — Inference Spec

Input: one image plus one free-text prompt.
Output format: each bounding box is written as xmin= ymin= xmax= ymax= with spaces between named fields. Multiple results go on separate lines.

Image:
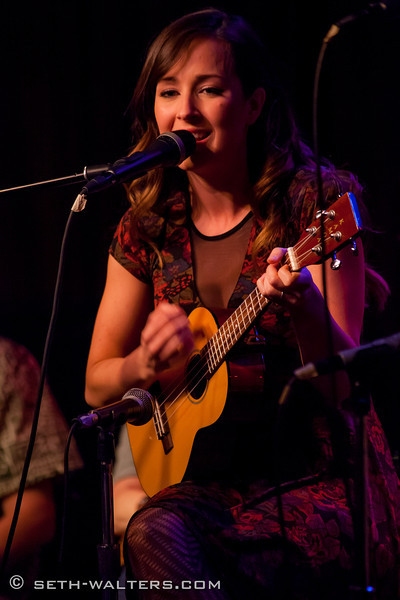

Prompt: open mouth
xmin=189 ymin=130 xmax=211 ymax=142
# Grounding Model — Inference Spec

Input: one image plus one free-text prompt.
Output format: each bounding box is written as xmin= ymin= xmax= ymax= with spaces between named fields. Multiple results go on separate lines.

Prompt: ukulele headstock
xmin=287 ymin=192 xmax=363 ymax=272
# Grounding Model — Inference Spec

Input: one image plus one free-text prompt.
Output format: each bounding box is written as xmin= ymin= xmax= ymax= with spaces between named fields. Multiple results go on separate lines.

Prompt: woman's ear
xmin=247 ymin=87 xmax=266 ymax=125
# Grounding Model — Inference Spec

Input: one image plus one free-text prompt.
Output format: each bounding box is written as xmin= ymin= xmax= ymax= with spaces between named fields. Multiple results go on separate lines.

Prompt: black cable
xmin=312 ymin=22 xmax=338 ymax=379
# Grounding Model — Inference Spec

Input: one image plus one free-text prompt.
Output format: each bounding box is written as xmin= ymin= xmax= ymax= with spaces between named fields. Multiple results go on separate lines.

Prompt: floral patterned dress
xmin=111 ymin=172 xmax=400 ymax=599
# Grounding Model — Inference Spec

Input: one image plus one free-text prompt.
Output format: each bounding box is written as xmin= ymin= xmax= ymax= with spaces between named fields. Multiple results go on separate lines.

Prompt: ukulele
xmin=127 ymin=191 xmax=363 ymax=496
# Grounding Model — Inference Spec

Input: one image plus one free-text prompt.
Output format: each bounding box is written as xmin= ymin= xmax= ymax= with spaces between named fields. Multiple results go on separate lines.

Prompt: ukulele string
xmin=153 ymin=218 xmax=331 ymax=422
xmin=288 ymin=218 xmax=332 ymax=267
xmin=155 ymin=290 xmax=272 ymax=423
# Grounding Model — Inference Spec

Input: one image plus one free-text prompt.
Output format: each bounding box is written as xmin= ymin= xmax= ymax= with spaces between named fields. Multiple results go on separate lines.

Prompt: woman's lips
xmin=187 ymin=130 xmax=211 ymax=142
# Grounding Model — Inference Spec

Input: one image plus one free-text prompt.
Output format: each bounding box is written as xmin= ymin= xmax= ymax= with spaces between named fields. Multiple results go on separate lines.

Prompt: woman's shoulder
xmin=290 ymin=165 xmax=363 ymax=199
xmin=119 ymin=190 xmax=188 ymax=240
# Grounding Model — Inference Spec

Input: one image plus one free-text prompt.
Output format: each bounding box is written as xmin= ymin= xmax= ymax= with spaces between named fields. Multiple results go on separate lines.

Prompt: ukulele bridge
xmin=152 ymin=398 xmax=173 ymax=454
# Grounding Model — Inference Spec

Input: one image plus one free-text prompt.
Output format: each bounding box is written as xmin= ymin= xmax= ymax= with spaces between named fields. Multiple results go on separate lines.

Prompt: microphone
xmin=324 ymin=2 xmax=389 ymax=42
xmin=80 ymin=130 xmax=196 ymax=196
xmin=294 ymin=332 xmax=400 ymax=380
xmin=83 ymin=163 xmax=112 ymax=180
xmin=74 ymin=388 xmax=154 ymax=429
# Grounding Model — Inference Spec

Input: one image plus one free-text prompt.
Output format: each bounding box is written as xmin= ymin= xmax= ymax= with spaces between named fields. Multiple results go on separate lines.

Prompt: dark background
xmin=1 ymin=0 xmax=400 ymax=588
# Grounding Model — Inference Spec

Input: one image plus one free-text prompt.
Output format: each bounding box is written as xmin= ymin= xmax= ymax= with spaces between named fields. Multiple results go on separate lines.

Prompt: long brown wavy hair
xmin=123 ymin=7 xmax=389 ymax=309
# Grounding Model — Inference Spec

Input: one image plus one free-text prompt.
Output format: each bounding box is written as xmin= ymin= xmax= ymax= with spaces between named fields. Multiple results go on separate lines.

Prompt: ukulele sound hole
xmin=185 ymin=352 xmax=207 ymax=402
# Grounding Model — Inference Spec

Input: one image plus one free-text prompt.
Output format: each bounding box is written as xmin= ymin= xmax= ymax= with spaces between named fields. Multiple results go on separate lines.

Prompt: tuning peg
xmin=311 ymin=244 xmax=323 ymax=255
xmin=316 ymin=209 xmax=336 ymax=220
xmin=306 ymin=226 xmax=317 ymax=235
xmin=350 ymin=239 xmax=358 ymax=255
xmin=330 ymin=251 xmax=341 ymax=270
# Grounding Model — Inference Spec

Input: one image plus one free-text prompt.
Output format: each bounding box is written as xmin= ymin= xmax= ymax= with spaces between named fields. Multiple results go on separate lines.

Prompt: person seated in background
xmin=0 ymin=335 xmax=83 ymax=599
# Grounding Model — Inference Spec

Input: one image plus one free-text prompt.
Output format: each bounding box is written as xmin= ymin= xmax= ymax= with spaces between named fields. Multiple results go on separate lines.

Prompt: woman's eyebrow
xmin=157 ymin=73 xmax=226 ymax=85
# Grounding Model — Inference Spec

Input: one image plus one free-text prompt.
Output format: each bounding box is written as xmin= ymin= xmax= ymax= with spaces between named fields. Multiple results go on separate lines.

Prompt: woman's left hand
xmin=256 ymin=247 xmax=313 ymax=306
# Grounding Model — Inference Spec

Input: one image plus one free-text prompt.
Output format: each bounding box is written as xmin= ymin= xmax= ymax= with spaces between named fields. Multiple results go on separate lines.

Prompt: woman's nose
xmin=176 ymin=94 xmax=199 ymax=121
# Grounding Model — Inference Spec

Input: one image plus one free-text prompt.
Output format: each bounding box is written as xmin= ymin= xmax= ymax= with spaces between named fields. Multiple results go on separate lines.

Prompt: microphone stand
xmin=96 ymin=426 xmax=120 ymax=600
xmin=0 ymin=165 xmax=110 ymax=195
xmin=346 ymin=371 xmax=375 ymax=599
xmin=311 ymin=8 xmax=388 ymax=596
xmin=281 ymin=369 xmax=376 ymax=598
xmin=75 ymin=390 xmax=153 ymax=599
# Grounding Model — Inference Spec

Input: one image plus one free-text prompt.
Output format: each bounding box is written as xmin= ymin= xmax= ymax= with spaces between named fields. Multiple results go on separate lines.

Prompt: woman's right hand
xmin=85 ymin=257 xmax=195 ymax=408
xmin=137 ymin=301 xmax=194 ymax=377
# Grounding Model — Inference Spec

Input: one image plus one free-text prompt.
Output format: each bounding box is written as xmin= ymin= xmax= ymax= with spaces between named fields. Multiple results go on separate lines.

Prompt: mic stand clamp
xmin=96 ymin=426 xmax=120 ymax=600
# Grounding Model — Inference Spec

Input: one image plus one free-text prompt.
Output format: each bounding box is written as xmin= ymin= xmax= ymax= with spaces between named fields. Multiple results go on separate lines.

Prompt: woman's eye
xmin=159 ymin=89 xmax=178 ymax=98
xmin=200 ymin=87 xmax=223 ymax=95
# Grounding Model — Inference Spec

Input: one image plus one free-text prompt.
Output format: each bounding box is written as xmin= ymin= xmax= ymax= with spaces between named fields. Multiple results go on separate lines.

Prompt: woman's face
xmin=154 ymin=38 xmax=265 ymax=179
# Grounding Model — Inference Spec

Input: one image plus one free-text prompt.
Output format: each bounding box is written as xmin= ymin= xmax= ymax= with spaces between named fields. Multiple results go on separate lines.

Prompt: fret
xmin=203 ymin=287 xmax=271 ymax=376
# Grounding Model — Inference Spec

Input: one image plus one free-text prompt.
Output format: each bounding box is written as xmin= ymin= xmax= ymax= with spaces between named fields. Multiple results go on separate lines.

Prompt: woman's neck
xmin=188 ymin=173 xmax=253 ymax=237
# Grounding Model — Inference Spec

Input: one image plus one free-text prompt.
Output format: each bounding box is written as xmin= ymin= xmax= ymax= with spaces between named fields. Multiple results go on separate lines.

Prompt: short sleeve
xmin=110 ymin=208 xmax=155 ymax=284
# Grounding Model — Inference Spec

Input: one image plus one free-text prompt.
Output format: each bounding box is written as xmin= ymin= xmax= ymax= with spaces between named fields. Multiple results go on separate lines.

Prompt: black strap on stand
xmin=96 ymin=426 xmax=120 ymax=600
